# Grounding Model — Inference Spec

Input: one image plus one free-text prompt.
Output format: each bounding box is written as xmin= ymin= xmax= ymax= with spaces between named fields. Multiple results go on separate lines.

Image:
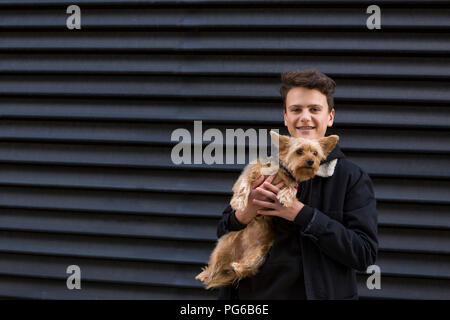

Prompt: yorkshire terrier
xmin=195 ymin=130 xmax=339 ymax=289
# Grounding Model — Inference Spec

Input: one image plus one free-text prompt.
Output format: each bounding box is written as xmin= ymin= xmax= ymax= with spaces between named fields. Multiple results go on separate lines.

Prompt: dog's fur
xmin=195 ymin=131 xmax=339 ymax=289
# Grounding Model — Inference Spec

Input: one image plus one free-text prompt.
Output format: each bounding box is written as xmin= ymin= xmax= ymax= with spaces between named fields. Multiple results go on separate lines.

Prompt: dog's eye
xmin=296 ymin=149 xmax=303 ymax=155
xmin=313 ymin=151 xmax=318 ymax=156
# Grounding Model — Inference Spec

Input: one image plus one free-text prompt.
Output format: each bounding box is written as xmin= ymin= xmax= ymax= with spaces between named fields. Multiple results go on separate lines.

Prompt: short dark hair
xmin=280 ymin=69 xmax=336 ymax=112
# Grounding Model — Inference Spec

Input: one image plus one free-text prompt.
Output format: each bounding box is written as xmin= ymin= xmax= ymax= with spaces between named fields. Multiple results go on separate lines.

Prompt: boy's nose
xmin=300 ymin=113 xmax=312 ymax=122
xmin=307 ymin=159 xmax=314 ymax=166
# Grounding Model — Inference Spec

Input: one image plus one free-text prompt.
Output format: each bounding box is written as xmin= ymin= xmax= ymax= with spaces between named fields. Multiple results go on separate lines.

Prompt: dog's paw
xmin=277 ymin=187 xmax=297 ymax=207
xmin=230 ymin=184 xmax=251 ymax=211
xmin=195 ymin=267 xmax=209 ymax=283
xmin=230 ymin=194 xmax=248 ymax=211
xmin=195 ymin=273 xmax=205 ymax=282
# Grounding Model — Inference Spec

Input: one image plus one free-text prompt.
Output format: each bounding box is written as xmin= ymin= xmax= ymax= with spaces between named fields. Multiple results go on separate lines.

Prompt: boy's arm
xmin=217 ymin=174 xmax=283 ymax=238
xmin=294 ymin=169 xmax=378 ymax=272
xmin=217 ymin=205 xmax=247 ymax=239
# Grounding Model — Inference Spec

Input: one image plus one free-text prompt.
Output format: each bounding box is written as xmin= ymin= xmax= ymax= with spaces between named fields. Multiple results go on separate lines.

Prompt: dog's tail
xmin=204 ymin=268 xmax=238 ymax=290
xmin=195 ymin=265 xmax=238 ymax=290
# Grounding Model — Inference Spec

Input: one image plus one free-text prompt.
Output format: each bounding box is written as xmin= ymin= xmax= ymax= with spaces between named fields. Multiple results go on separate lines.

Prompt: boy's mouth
xmin=296 ymin=126 xmax=315 ymax=131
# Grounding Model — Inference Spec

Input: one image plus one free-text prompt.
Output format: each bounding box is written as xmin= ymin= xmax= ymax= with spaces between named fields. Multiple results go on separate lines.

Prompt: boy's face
xmin=283 ymin=87 xmax=335 ymax=140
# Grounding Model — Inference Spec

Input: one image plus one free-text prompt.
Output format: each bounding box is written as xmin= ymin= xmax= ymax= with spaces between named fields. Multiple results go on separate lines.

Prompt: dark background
xmin=0 ymin=0 xmax=449 ymax=299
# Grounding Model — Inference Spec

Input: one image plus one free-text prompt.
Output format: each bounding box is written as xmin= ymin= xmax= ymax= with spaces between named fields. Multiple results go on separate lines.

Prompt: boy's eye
xmin=297 ymin=149 xmax=303 ymax=155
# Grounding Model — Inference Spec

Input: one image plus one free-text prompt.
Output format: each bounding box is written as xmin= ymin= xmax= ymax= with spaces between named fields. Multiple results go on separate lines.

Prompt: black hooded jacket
xmin=216 ymin=143 xmax=378 ymax=300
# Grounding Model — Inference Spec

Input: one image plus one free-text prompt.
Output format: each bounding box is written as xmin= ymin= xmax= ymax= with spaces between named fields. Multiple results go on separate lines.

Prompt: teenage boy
xmin=217 ymin=69 xmax=378 ymax=300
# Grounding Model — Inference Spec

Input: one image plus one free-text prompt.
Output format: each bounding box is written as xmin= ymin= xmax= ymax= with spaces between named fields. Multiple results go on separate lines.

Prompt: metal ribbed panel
xmin=0 ymin=0 xmax=449 ymax=300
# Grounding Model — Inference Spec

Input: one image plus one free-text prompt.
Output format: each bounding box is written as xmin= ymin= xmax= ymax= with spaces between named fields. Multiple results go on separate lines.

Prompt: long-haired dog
xmin=195 ymin=131 xmax=339 ymax=289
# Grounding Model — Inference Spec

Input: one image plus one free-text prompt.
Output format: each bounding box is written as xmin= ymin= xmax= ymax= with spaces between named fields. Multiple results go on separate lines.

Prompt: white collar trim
xmin=316 ymin=159 xmax=338 ymax=177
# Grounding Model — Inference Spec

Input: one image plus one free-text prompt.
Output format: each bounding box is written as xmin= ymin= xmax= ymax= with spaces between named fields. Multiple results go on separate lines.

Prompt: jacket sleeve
xmin=217 ymin=204 xmax=248 ymax=239
xmin=293 ymin=169 xmax=378 ymax=272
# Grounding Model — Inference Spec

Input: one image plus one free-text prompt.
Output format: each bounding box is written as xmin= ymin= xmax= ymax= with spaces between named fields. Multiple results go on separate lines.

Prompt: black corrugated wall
xmin=0 ymin=0 xmax=449 ymax=300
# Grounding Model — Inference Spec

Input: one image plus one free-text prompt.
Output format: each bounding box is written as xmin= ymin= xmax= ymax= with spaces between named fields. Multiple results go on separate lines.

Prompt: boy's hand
xmin=253 ymin=182 xmax=305 ymax=222
xmin=235 ymin=174 xmax=284 ymax=225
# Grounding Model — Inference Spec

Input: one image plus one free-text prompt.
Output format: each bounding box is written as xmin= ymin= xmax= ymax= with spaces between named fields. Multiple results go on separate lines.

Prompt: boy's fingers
xmin=252 ymin=199 xmax=277 ymax=209
xmin=254 ymin=192 xmax=271 ymax=201
xmin=275 ymin=182 xmax=285 ymax=189
xmin=257 ymin=175 xmax=283 ymax=192
xmin=265 ymin=174 xmax=276 ymax=184
xmin=255 ymin=187 xmax=278 ymax=201
xmin=251 ymin=175 xmax=265 ymax=189
xmin=263 ymin=182 xmax=280 ymax=194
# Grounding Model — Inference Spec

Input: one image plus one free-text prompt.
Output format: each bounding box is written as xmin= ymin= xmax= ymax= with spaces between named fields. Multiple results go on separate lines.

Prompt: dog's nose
xmin=307 ymin=159 xmax=314 ymax=166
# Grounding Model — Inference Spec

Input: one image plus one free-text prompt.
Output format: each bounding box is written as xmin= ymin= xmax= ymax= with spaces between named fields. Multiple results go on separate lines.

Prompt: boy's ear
xmin=270 ymin=130 xmax=290 ymax=151
xmin=318 ymin=135 xmax=339 ymax=156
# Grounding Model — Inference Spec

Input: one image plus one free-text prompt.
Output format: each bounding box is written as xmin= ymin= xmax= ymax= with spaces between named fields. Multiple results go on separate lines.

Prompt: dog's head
xmin=270 ymin=130 xmax=339 ymax=182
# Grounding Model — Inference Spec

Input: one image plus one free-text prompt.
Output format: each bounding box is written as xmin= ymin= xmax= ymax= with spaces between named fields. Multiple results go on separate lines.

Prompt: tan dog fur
xmin=195 ymin=131 xmax=339 ymax=289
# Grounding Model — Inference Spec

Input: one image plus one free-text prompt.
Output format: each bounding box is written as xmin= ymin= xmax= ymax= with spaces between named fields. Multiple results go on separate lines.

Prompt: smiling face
xmin=284 ymin=87 xmax=335 ymax=139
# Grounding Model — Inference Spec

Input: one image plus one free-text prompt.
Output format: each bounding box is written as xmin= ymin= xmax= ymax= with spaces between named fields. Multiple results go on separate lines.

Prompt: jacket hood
xmin=316 ymin=143 xmax=345 ymax=178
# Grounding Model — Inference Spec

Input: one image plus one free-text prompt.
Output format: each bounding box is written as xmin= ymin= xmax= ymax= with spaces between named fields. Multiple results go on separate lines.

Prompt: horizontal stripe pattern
xmin=0 ymin=0 xmax=449 ymax=300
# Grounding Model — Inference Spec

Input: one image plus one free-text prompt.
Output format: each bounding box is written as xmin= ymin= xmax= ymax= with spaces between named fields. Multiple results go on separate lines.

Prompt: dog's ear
xmin=270 ymin=130 xmax=290 ymax=151
xmin=318 ymin=135 xmax=339 ymax=156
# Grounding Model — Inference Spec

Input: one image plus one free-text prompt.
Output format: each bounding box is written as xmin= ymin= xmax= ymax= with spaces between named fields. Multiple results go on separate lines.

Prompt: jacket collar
xmin=316 ymin=143 xmax=345 ymax=178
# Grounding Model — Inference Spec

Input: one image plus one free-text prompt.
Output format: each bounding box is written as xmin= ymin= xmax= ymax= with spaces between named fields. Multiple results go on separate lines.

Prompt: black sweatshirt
xmin=216 ymin=143 xmax=378 ymax=300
